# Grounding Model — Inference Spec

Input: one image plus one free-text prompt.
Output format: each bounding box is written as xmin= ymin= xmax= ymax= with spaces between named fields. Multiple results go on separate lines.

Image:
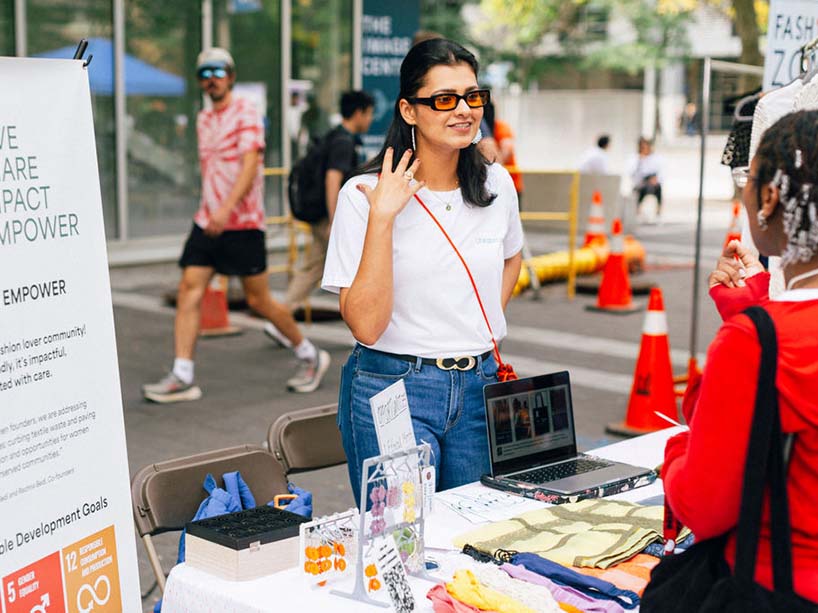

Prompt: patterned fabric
xmin=454 ymin=500 xmax=689 ymax=569
xmin=720 ymin=96 xmax=757 ymax=169
xmin=572 ymin=554 xmax=659 ymax=596
xmin=501 ymin=563 xmax=627 ymax=613
xmin=470 ymin=563 xmax=562 ymax=612
xmin=749 ymin=80 xmax=802 ymax=163
xmin=793 ymin=76 xmax=818 ymax=112
xmin=195 ymin=96 xmax=266 ymax=231
xmin=447 ymin=569 xmax=536 ymax=613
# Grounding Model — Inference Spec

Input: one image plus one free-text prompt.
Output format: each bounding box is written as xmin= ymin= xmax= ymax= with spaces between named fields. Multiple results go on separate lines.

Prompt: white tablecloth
xmin=161 ymin=427 xmax=682 ymax=613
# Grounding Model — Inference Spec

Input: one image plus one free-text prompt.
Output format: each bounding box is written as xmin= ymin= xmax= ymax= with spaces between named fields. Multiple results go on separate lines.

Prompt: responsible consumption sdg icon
xmin=61 ymin=525 xmax=121 ymax=613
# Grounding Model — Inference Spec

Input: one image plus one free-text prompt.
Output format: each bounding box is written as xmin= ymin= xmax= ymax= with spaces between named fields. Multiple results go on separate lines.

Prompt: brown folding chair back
xmin=131 ymin=444 xmax=288 ymax=592
xmin=268 ymin=404 xmax=346 ymax=475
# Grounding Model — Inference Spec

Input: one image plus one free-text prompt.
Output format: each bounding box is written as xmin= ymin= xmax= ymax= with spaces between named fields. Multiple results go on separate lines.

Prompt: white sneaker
xmin=263 ymin=321 xmax=293 ymax=349
xmin=143 ymin=372 xmax=202 ymax=404
xmin=287 ymin=350 xmax=331 ymax=393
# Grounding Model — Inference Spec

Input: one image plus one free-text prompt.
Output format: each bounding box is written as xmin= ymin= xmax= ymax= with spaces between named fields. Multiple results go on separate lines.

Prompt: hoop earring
xmin=471 ymin=128 xmax=483 ymax=146
xmin=757 ymin=210 xmax=768 ymax=231
xmin=411 ymin=126 xmax=416 ymax=151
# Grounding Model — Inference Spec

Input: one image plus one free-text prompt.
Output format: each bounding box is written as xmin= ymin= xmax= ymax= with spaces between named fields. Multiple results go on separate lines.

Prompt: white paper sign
xmin=764 ymin=0 xmax=818 ymax=90
xmin=369 ymin=380 xmax=415 ymax=455
xmin=0 ymin=57 xmax=140 ymax=612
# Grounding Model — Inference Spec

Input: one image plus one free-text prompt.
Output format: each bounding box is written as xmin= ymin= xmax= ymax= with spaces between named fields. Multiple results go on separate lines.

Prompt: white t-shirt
xmin=322 ymin=163 xmax=524 ymax=358
xmin=578 ymin=146 xmax=609 ymax=175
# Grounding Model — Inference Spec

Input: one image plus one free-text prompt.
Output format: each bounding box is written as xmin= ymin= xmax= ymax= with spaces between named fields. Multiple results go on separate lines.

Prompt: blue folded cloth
xmin=509 ymin=551 xmax=640 ymax=610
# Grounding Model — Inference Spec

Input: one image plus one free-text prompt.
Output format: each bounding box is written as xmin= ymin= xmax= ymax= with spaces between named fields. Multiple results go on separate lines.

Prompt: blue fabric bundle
xmin=509 ymin=551 xmax=641 ymax=610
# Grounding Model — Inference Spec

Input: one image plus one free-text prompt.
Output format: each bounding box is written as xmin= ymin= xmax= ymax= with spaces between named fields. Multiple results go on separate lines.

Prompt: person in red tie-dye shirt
xmin=143 ymin=48 xmax=330 ymax=403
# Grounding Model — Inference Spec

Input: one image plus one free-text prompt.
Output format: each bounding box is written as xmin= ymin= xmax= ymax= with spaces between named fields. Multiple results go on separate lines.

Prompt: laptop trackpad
xmin=540 ymin=464 xmax=649 ymax=495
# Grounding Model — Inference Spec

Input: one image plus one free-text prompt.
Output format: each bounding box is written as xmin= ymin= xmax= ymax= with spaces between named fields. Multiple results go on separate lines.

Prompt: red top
xmin=663 ymin=272 xmax=818 ymax=602
xmin=195 ymin=96 xmax=266 ymax=231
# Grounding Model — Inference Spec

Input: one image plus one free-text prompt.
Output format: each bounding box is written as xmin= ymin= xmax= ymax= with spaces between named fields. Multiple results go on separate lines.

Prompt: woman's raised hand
xmin=708 ymin=240 xmax=765 ymax=288
xmin=357 ymin=148 xmax=424 ymax=221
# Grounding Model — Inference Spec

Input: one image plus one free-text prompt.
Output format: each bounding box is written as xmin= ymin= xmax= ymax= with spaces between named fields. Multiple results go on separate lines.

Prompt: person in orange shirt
xmin=483 ymin=101 xmax=524 ymax=206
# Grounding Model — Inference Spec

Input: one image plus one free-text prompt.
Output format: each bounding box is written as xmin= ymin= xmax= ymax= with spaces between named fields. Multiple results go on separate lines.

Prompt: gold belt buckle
xmin=435 ymin=356 xmax=476 ymax=371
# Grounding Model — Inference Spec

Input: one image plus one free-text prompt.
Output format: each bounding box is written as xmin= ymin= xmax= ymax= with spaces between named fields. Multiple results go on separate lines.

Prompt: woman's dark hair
xmin=483 ymin=100 xmax=496 ymax=136
xmin=754 ymin=109 xmax=818 ymax=265
xmin=355 ymin=38 xmax=495 ymax=207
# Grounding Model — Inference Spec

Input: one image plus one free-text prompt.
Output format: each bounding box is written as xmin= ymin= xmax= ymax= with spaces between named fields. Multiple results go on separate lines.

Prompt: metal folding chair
xmin=131 ymin=444 xmax=288 ymax=593
xmin=267 ymin=404 xmax=347 ymax=475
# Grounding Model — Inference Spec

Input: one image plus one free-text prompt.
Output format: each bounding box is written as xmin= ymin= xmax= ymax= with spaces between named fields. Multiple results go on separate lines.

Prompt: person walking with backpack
xmin=267 ymin=91 xmax=374 ymax=337
xmin=142 ymin=48 xmax=330 ymax=402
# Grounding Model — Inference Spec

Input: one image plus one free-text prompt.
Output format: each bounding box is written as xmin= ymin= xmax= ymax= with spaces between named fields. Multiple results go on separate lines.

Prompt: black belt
xmin=365 ymin=347 xmax=492 ymax=371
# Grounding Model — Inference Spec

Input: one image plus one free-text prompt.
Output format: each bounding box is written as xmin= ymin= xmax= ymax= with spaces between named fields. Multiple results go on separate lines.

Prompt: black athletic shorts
xmin=178 ymin=223 xmax=267 ymax=276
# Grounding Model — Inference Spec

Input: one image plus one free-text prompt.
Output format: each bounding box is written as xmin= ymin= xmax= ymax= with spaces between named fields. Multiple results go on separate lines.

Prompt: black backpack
xmin=288 ymin=129 xmax=338 ymax=223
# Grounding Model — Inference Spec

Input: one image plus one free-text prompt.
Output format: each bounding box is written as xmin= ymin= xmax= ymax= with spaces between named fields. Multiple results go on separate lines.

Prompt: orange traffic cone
xmin=607 ymin=287 xmax=678 ymax=436
xmin=586 ymin=219 xmax=642 ymax=314
xmin=583 ymin=190 xmax=607 ymax=247
xmin=199 ymin=275 xmax=242 ymax=337
xmin=723 ymin=199 xmax=742 ymax=249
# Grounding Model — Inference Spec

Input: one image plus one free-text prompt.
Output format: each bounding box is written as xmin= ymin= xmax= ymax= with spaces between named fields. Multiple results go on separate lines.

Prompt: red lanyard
xmin=412 ymin=193 xmax=517 ymax=382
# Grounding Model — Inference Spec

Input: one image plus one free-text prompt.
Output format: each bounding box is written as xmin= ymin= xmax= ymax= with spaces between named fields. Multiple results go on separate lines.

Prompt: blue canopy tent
xmin=36 ymin=37 xmax=186 ymax=96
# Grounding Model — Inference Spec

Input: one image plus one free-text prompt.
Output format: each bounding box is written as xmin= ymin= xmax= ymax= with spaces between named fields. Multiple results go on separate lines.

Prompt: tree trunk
xmin=732 ymin=0 xmax=763 ymax=66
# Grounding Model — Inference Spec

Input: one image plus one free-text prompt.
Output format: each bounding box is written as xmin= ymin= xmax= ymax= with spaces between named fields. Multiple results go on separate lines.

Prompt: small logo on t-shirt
xmin=476 ymin=236 xmax=503 ymax=245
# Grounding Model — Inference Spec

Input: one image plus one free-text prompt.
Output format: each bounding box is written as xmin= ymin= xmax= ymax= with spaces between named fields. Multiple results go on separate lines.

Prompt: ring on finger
xmin=403 ymin=170 xmax=414 ymax=181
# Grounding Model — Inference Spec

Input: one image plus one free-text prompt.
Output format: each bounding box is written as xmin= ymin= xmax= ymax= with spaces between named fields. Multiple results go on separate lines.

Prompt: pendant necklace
xmin=426 ymin=180 xmax=459 ymax=212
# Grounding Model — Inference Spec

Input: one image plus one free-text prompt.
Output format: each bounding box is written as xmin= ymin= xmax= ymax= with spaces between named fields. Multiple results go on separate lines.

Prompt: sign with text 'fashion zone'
xmin=361 ymin=0 xmax=419 ymax=154
xmin=764 ymin=0 xmax=818 ymax=90
xmin=0 ymin=57 xmax=139 ymax=612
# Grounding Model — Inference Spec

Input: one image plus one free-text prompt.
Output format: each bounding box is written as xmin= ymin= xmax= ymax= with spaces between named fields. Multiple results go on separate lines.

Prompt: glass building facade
xmin=2 ymin=0 xmax=353 ymax=252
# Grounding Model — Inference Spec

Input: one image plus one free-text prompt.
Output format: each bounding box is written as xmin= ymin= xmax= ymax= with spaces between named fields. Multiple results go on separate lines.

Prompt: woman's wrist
xmin=367 ymin=207 xmax=397 ymax=228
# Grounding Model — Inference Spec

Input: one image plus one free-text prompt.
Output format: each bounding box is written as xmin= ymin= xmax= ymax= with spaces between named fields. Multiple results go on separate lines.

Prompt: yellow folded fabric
xmin=446 ymin=569 xmax=537 ymax=613
xmin=453 ymin=499 xmax=690 ymax=569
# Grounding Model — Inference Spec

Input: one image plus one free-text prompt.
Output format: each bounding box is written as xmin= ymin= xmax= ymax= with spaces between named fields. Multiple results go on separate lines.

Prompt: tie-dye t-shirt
xmin=194 ymin=96 xmax=265 ymax=231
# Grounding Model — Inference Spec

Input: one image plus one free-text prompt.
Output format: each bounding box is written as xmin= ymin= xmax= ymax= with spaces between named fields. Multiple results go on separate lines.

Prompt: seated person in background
xmin=661 ymin=110 xmax=818 ymax=603
xmin=630 ymin=137 xmax=663 ymax=219
xmin=579 ymin=134 xmax=611 ymax=175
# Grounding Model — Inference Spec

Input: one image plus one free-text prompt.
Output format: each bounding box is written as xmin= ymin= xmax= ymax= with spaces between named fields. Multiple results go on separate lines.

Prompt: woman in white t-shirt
xmin=321 ymin=39 xmax=523 ymax=502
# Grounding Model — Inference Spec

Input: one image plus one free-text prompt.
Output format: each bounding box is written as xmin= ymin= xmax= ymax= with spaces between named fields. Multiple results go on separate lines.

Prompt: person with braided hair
xmin=660 ymin=109 xmax=818 ymax=603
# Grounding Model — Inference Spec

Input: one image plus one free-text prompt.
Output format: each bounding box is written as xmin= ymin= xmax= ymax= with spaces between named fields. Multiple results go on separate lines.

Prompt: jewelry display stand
xmin=298 ymin=508 xmax=359 ymax=588
xmin=333 ymin=443 xmax=436 ymax=607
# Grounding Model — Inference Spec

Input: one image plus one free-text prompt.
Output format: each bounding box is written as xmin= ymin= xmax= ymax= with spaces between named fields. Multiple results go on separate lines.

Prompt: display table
xmin=160 ymin=427 xmax=682 ymax=613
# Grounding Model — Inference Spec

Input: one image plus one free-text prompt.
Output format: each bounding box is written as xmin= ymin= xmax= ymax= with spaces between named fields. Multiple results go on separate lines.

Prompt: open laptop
xmin=480 ymin=371 xmax=655 ymax=500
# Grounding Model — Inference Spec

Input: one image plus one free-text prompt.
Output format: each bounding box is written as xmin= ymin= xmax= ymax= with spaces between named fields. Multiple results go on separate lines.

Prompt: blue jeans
xmin=337 ymin=345 xmax=497 ymax=505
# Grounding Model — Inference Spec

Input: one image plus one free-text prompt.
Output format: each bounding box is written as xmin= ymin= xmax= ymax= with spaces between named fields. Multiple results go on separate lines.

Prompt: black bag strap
xmin=734 ymin=306 xmax=794 ymax=593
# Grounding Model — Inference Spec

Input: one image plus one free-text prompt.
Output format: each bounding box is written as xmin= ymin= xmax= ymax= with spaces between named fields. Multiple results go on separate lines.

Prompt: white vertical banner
xmin=0 ymin=58 xmax=140 ymax=612
xmin=764 ymin=0 xmax=818 ymax=90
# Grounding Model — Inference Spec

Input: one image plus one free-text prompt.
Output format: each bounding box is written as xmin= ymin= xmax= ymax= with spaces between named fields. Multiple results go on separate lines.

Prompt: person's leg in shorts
xmin=143 ymin=224 xmax=214 ymax=403
xmin=143 ymin=226 xmax=330 ymax=402
xmin=213 ymin=227 xmax=330 ymax=393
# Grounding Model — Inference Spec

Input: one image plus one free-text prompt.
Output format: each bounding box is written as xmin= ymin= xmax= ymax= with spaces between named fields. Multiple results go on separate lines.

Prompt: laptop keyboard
xmin=512 ymin=457 xmax=613 ymax=485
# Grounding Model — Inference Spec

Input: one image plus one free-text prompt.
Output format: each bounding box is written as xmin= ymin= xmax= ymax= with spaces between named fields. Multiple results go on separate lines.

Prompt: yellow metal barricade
xmin=508 ymin=168 xmax=581 ymax=300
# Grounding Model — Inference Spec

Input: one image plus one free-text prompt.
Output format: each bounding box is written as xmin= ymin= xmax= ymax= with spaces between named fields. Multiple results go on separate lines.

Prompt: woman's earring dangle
xmin=411 ymin=126 xmax=416 ymax=151
xmin=757 ymin=210 xmax=768 ymax=231
xmin=471 ymin=128 xmax=483 ymax=145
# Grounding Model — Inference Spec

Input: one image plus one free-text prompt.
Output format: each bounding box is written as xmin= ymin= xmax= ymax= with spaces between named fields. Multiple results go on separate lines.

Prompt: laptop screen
xmin=483 ymin=371 xmax=577 ymax=476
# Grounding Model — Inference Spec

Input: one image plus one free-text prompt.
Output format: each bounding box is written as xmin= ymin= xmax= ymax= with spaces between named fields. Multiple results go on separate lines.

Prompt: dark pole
xmin=690 ymin=57 xmax=711 ymax=361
